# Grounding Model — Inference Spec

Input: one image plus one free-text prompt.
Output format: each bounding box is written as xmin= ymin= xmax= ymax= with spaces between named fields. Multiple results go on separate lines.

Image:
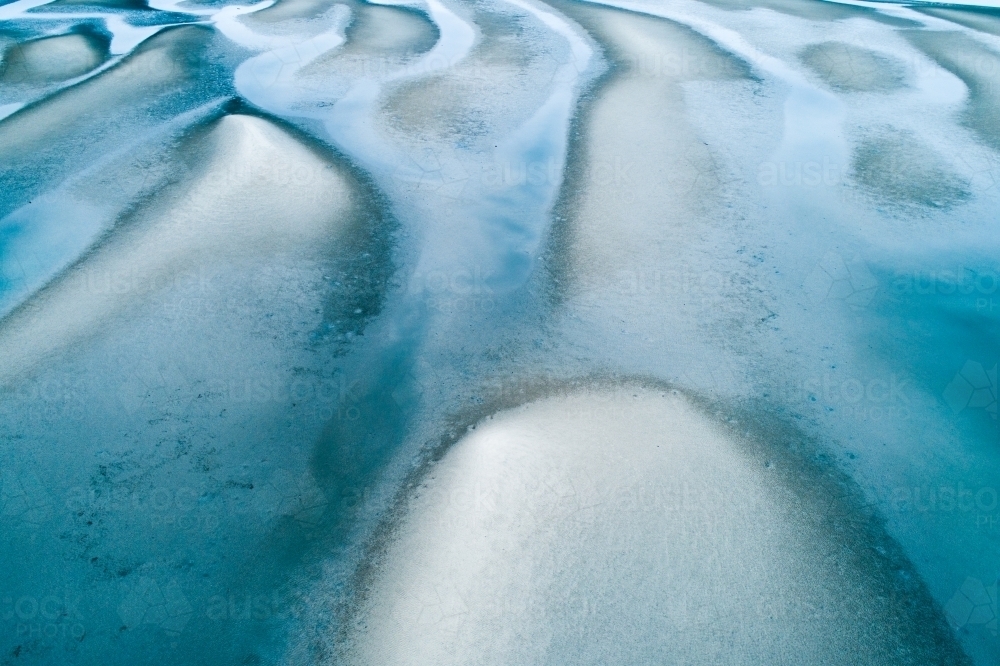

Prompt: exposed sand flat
xmin=542 ymin=1 xmax=749 ymax=297
xmin=0 ymin=26 xmax=207 ymax=161
xmin=293 ymin=0 xmax=590 ymax=304
xmin=0 ymin=97 xmax=232 ymax=321
xmin=799 ymin=41 xmax=906 ymax=93
xmin=917 ymin=6 xmax=1000 ymax=37
xmin=850 ymin=125 xmax=970 ymax=210
xmin=0 ymin=25 xmax=216 ymax=220
xmin=340 ymin=2 xmax=439 ymax=58
xmin=0 ymin=113 xmax=352 ymax=387
xmin=0 ymin=111 xmax=384 ymax=663
xmin=693 ymin=0 xmax=917 ymax=26
xmin=237 ymin=0 xmax=347 ymax=42
xmin=0 ymin=31 xmax=108 ymax=84
xmin=345 ymin=387 xmax=966 ymax=665
xmin=243 ymin=0 xmax=339 ymax=23
xmin=49 ymin=0 xmax=147 ymax=7
xmin=298 ymin=1 xmax=438 ymax=80
xmin=905 ymin=30 xmax=1000 ymax=153
xmin=380 ymin=4 xmax=558 ymax=144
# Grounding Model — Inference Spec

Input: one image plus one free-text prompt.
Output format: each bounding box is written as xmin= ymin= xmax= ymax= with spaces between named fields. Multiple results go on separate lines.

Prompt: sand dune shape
xmin=799 ymin=41 xmax=907 ymax=93
xmin=0 ymin=113 xmax=353 ymax=386
xmin=906 ymin=29 xmax=1000 ymax=153
xmin=346 ymin=387 xmax=967 ymax=664
xmin=0 ymin=30 xmax=108 ymax=85
xmin=0 ymin=26 xmax=207 ymax=163
xmin=542 ymin=0 xmax=750 ymax=320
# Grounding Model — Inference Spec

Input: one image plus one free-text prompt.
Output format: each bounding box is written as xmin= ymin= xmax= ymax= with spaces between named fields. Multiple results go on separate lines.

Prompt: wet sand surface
xmin=0 ymin=0 xmax=998 ymax=663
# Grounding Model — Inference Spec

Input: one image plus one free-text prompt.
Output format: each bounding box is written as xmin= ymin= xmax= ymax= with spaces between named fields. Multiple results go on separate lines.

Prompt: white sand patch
xmin=342 ymin=3 xmax=439 ymax=56
xmin=346 ymin=387 xmax=953 ymax=664
xmin=918 ymin=6 xmax=1000 ymax=36
xmin=0 ymin=26 xmax=206 ymax=161
xmin=0 ymin=32 xmax=106 ymax=85
xmin=0 ymin=113 xmax=352 ymax=386
xmin=554 ymin=8 xmax=744 ymax=291
xmin=799 ymin=41 xmax=907 ymax=92
xmin=298 ymin=2 xmax=438 ymax=81
xmin=0 ymin=98 xmax=226 ymax=318
xmin=540 ymin=1 xmax=765 ymax=396
xmin=539 ymin=3 xmax=998 ymax=662
xmin=0 ymin=110 xmax=369 ymax=663
xmin=906 ymin=29 xmax=1000 ymax=153
xmin=243 ymin=0 xmax=337 ymax=24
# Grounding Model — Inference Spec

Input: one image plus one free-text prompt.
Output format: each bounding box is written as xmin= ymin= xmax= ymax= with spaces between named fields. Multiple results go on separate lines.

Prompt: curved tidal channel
xmin=0 ymin=0 xmax=998 ymax=663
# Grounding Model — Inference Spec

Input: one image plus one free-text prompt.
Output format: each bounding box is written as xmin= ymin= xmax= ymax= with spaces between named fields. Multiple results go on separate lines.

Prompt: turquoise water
xmin=1 ymin=0 xmax=999 ymax=662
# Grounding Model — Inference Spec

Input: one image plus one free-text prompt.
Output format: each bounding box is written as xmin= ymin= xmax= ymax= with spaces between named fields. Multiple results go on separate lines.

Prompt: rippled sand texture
xmin=1 ymin=0 xmax=999 ymax=664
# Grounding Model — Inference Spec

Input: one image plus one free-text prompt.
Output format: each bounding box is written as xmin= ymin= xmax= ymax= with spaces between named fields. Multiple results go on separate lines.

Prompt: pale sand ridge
xmin=0 ymin=113 xmax=352 ymax=386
